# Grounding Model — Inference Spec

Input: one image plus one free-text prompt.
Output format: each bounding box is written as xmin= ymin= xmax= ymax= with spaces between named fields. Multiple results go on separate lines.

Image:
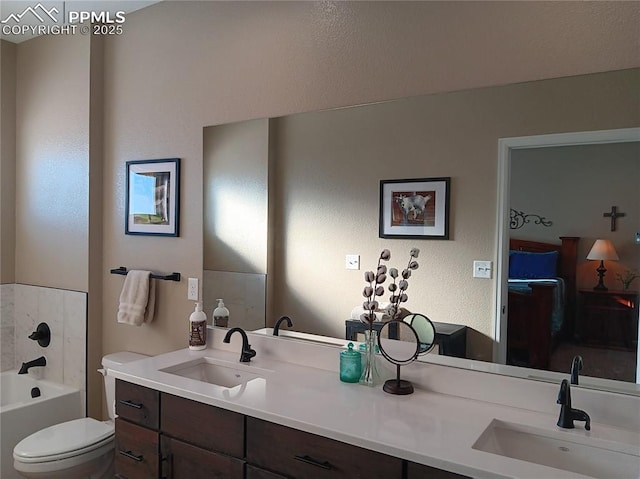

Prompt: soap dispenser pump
xmin=189 ymin=302 xmax=207 ymax=350
xmin=213 ymin=299 xmax=229 ymax=327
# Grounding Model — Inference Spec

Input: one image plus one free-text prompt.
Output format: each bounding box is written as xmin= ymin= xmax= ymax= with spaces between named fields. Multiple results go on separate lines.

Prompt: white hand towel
xmin=117 ymin=270 xmax=156 ymax=326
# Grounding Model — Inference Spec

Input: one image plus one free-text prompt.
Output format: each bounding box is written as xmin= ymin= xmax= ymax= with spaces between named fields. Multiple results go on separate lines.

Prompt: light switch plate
xmin=346 ymin=254 xmax=360 ymax=270
xmin=188 ymin=277 xmax=199 ymax=300
xmin=473 ymin=260 xmax=492 ymax=279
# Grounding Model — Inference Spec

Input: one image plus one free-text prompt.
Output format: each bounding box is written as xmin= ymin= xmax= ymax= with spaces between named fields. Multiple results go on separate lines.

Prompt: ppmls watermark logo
xmin=1 ymin=2 xmax=126 ymax=39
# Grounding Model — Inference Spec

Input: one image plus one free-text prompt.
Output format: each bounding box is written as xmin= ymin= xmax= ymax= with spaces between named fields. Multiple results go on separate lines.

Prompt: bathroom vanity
xmin=109 ymin=330 xmax=640 ymax=479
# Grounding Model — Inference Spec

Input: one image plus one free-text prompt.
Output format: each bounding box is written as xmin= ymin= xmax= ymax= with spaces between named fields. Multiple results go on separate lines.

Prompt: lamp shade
xmin=586 ymin=239 xmax=619 ymax=261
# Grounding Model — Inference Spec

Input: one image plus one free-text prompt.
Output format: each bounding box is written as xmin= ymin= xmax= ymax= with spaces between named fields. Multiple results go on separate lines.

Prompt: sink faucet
xmin=570 ymin=355 xmax=583 ymax=385
xmin=223 ymin=328 xmax=256 ymax=363
xmin=18 ymin=356 xmax=47 ymax=374
xmin=557 ymin=379 xmax=590 ymax=430
xmin=273 ymin=316 xmax=293 ymax=336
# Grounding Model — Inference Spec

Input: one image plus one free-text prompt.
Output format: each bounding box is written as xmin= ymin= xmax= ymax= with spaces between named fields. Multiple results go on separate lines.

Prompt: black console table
xmin=345 ymin=319 xmax=467 ymax=358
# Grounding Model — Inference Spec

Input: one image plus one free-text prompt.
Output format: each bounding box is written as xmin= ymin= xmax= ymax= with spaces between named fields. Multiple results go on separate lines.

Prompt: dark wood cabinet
xmin=114 ymin=378 xmax=473 ymax=479
xmin=161 ymin=436 xmax=244 ymax=479
xmin=247 ymin=417 xmax=403 ymax=479
xmin=577 ymin=290 xmax=639 ymax=349
xmin=407 ymin=461 xmax=471 ymax=478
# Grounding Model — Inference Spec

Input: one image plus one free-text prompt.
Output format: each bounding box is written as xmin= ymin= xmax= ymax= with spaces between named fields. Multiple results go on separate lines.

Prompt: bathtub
xmin=0 ymin=371 xmax=83 ymax=479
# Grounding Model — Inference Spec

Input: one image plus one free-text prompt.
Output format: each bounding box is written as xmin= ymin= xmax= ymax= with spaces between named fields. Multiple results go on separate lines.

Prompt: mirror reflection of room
xmin=508 ymin=142 xmax=639 ymax=382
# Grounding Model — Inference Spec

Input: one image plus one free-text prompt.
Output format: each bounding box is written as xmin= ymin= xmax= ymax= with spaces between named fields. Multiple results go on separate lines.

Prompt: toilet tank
xmin=101 ymin=352 xmax=149 ymax=420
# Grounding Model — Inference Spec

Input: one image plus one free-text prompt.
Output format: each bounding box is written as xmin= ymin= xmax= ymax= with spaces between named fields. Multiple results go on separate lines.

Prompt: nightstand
xmin=577 ymin=289 xmax=639 ymax=350
xmin=344 ymin=319 xmax=467 ymax=358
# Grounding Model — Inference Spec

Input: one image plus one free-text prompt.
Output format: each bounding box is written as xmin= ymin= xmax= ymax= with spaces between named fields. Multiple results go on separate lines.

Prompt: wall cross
xmin=603 ymin=206 xmax=625 ymax=232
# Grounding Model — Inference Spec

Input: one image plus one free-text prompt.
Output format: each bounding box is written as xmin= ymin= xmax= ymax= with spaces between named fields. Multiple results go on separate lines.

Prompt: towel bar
xmin=110 ymin=267 xmax=181 ymax=282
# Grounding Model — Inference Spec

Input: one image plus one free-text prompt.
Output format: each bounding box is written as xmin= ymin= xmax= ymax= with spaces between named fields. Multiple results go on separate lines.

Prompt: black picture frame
xmin=125 ymin=158 xmax=180 ymax=237
xmin=379 ymin=177 xmax=450 ymax=239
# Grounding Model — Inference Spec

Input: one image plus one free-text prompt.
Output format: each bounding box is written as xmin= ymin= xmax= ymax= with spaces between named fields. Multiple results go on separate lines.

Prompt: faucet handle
xmin=557 ymin=379 xmax=571 ymax=406
xmin=242 ymin=345 xmax=257 ymax=362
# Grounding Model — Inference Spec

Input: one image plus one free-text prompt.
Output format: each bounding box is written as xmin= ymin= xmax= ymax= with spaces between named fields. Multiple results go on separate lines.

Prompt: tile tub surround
xmin=109 ymin=330 xmax=640 ymax=479
xmin=1 ymin=283 xmax=16 ymax=371
xmin=4 ymin=284 xmax=87 ymax=396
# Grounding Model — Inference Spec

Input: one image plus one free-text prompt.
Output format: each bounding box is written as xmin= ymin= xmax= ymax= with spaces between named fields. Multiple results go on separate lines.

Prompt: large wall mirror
xmin=203 ymin=68 xmax=640 ymax=395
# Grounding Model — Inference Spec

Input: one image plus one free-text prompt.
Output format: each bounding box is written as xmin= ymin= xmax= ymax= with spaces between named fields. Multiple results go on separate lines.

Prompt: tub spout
xmin=18 ymin=356 xmax=46 ymax=374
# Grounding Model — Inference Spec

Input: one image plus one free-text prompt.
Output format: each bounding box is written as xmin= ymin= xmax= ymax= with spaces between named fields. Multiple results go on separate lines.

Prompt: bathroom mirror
xmin=203 ymin=68 xmax=640 ymax=395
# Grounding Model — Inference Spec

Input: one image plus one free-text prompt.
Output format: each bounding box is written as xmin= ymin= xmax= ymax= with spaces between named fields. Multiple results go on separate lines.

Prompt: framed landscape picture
xmin=379 ymin=177 xmax=450 ymax=239
xmin=125 ymin=158 xmax=180 ymax=236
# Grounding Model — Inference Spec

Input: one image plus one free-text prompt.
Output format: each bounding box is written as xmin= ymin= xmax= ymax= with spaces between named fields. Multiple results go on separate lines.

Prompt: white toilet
xmin=13 ymin=352 xmax=148 ymax=479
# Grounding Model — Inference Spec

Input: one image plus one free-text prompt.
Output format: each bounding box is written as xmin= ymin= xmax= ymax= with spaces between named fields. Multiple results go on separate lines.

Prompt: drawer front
xmin=161 ymin=392 xmax=245 ymax=458
xmin=407 ymin=461 xmax=471 ymax=478
xmin=247 ymin=417 xmax=403 ymax=479
xmin=116 ymin=380 xmax=160 ymax=429
xmin=246 ymin=464 xmax=288 ymax=479
xmin=115 ymin=418 xmax=160 ymax=479
xmin=162 ymin=436 xmax=244 ymax=479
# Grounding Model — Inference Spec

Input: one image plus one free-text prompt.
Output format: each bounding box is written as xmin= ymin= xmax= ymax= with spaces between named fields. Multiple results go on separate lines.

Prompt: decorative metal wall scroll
xmin=509 ymin=208 xmax=553 ymax=230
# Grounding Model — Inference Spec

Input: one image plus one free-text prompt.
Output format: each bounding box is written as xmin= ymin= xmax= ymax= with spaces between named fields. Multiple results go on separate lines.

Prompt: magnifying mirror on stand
xmin=378 ymin=314 xmax=436 ymax=395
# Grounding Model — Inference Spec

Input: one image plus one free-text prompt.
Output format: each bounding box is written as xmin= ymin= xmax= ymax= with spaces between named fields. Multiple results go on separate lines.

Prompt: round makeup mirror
xmin=402 ymin=313 xmax=436 ymax=355
xmin=378 ymin=320 xmax=421 ymax=395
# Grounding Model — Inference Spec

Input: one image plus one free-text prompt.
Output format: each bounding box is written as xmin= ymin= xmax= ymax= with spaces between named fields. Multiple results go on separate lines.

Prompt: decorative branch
xmin=510 ymin=208 xmax=553 ymax=230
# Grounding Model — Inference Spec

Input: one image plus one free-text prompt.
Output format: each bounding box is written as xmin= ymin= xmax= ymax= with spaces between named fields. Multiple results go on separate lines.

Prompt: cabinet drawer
xmin=246 ymin=464 xmax=288 ymax=479
xmin=162 ymin=436 xmax=244 ymax=479
xmin=116 ymin=380 xmax=160 ymax=429
xmin=161 ymin=392 xmax=245 ymax=458
xmin=407 ymin=461 xmax=471 ymax=478
xmin=114 ymin=418 xmax=160 ymax=479
xmin=247 ymin=417 xmax=402 ymax=479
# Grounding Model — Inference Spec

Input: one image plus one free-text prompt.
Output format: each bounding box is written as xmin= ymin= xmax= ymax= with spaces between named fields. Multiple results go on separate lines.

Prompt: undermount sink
xmin=160 ymin=357 xmax=270 ymax=388
xmin=472 ymin=419 xmax=640 ymax=478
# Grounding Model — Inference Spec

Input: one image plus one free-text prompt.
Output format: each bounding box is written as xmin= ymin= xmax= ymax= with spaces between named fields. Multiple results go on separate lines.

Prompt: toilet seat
xmin=14 ymin=418 xmax=114 ymax=464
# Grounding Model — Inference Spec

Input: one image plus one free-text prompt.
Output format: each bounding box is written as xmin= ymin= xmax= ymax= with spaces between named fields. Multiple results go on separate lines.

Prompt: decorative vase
xmin=359 ymin=329 xmax=381 ymax=387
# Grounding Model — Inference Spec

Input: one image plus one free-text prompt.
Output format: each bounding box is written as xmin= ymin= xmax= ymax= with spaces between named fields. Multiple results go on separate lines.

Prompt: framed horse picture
xmin=125 ymin=158 xmax=180 ymax=236
xmin=379 ymin=177 xmax=450 ymax=239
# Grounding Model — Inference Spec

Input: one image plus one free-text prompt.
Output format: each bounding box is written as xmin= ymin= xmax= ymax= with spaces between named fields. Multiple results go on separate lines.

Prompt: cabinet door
xmin=407 ymin=461 xmax=471 ymax=478
xmin=162 ymin=436 xmax=244 ymax=479
xmin=161 ymin=392 xmax=245 ymax=458
xmin=116 ymin=379 xmax=160 ymax=429
xmin=247 ymin=417 xmax=402 ymax=479
xmin=115 ymin=418 xmax=160 ymax=479
xmin=246 ymin=464 xmax=288 ymax=479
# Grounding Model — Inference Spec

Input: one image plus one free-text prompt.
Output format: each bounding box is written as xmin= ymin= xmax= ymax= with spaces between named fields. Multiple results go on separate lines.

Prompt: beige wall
xmin=0 ymin=41 xmax=16 ymax=283
xmin=15 ymin=34 xmax=91 ymax=291
xmin=3 ymin=1 xmax=639 ymax=416
xmin=269 ymin=70 xmax=640 ymax=359
xmin=203 ymin=119 xmax=269 ymax=274
xmin=511 ymin=142 xmax=640 ymax=290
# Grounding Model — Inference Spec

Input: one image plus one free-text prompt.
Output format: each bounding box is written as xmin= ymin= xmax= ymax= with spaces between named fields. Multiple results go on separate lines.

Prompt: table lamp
xmin=586 ymin=239 xmax=619 ymax=291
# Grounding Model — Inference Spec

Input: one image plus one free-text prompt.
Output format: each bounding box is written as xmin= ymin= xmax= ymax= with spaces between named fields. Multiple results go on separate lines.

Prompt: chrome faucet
xmin=570 ymin=355 xmax=583 ymax=385
xmin=223 ymin=328 xmax=256 ymax=363
xmin=18 ymin=356 xmax=47 ymax=374
xmin=557 ymin=379 xmax=590 ymax=430
xmin=273 ymin=316 xmax=293 ymax=336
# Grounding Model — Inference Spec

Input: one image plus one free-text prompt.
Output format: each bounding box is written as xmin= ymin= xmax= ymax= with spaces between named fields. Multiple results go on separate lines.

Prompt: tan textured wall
xmin=3 ymin=1 xmax=635 ymax=415
xmin=101 ymin=1 xmax=640 ymax=364
xmin=270 ymin=70 xmax=640 ymax=359
xmin=15 ymin=34 xmax=91 ymax=291
xmin=0 ymin=40 xmax=16 ymax=284
xmin=203 ymin=119 xmax=269 ymax=275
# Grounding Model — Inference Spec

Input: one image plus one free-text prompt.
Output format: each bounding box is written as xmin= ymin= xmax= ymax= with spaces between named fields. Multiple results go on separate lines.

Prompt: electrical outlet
xmin=473 ymin=260 xmax=492 ymax=279
xmin=187 ymin=277 xmax=199 ymax=301
xmin=346 ymin=254 xmax=360 ymax=270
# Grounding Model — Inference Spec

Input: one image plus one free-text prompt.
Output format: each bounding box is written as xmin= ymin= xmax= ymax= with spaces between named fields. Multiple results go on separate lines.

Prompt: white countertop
xmin=108 ymin=330 xmax=640 ymax=479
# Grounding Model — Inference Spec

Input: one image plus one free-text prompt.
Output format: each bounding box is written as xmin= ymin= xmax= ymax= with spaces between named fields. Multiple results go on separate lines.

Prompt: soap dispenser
xmin=213 ymin=299 xmax=229 ymax=327
xmin=189 ymin=302 xmax=207 ymax=350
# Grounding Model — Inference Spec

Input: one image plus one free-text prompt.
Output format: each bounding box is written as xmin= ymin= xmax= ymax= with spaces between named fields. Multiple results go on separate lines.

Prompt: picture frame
xmin=379 ymin=177 xmax=450 ymax=239
xmin=125 ymin=158 xmax=180 ymax=236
